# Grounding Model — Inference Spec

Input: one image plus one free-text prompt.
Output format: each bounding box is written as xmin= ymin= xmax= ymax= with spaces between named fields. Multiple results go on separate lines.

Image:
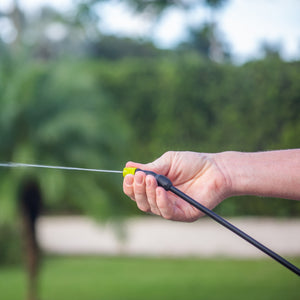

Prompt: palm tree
xmin=0 ymin=52 xmax=130 ymax=300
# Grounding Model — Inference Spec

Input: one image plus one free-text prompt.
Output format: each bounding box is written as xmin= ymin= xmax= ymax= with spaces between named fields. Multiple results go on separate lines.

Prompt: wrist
xmin=214 ymin=151 xmax=248 ymax=198
xmin=212 ymin=152 xmax=235 ymax=199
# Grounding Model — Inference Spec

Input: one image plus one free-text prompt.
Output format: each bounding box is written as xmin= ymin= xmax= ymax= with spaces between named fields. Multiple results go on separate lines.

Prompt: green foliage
xmin=0 ymin=54 xmax=133 ymax=224
xmin=0 ymin=42 xmax=299 ymax=226
xmin=87 ymin=36 xmax=162 ymax=60
xmin=95 ymin=55 xmax=300 ymax=153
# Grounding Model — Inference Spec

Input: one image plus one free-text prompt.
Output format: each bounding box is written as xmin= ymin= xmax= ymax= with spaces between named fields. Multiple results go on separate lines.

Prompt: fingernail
xmin=136 ymin=173 xmax=143 ymax=184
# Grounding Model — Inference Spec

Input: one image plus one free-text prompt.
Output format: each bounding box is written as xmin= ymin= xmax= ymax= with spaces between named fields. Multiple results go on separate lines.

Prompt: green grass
xmin=0 ymin=256 xmax=299 ymax=300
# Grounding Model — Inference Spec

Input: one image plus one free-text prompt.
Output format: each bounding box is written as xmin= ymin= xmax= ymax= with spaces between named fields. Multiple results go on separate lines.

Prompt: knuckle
xmin=134 ymin=187 xmax=145 ymax=198
xmin=134 ymin=183 xmax=146 ymax=195
xmin=163 ymin=151 xmax=175 ymax=160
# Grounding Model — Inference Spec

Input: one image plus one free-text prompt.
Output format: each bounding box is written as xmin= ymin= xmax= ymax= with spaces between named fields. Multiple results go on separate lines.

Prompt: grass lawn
xmin=0 ymin=256 xmax=299 ymax=300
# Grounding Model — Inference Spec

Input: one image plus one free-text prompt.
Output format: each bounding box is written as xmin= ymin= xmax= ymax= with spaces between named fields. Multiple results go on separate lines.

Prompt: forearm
xmin=215 ymin=149 xmax=300 ymax=200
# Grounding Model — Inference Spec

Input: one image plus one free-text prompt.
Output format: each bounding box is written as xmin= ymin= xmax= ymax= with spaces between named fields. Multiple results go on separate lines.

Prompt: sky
xmin=0 ymin=0 xmax=300 ymax=63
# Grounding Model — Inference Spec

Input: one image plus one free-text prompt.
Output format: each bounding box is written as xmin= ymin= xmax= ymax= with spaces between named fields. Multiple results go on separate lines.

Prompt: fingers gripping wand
xmin=123 ymin=167 xmax=300 ymax=277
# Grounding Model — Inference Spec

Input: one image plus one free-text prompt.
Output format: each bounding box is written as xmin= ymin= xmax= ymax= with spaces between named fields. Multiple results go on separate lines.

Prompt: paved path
xmin=37 ymin=216 xmax=300 ymax=258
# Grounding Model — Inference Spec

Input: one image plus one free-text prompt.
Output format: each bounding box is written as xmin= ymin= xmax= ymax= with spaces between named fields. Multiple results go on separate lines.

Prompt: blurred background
xmin=0 ymin=0 xmax=300 ymax=299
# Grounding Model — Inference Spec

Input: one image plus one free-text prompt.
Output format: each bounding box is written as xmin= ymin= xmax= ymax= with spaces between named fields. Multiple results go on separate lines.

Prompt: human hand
xmin=123 ymin=151 xmax=230 ymax=222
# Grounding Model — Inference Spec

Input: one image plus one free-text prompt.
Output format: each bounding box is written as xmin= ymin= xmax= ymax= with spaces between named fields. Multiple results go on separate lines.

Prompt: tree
xmin=68 ymin=0 xmax=230 ymax=61
xmin=124 ymin=0 xmax=227 ymax=13
xmin=87 ymin=35 xmax=162 ymax=59
xmin=176 ymin=22 xmax=231 ymax=61
xmin=123 ymin=0 xmax=230 ymax=61
xmin=0 ymin=51 xmax=131 ymax=299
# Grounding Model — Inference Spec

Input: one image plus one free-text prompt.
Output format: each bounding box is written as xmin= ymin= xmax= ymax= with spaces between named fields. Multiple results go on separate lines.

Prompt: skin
xmin=123 ymin=149 xmax=300 ymax=222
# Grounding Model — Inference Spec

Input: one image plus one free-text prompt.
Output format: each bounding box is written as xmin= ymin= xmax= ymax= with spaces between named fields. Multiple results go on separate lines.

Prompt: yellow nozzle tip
xmin=123 ymin=167 xmax=137 ymax=177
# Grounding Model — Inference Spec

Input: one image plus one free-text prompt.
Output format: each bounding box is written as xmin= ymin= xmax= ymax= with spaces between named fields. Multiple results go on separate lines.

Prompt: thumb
xmin=125 ymin=152 xmax=173 ymax=176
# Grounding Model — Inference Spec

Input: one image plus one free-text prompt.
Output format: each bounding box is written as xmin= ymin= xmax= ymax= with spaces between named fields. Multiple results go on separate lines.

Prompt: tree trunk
xmin=19 ymin=178 xmax=42 ymax=300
